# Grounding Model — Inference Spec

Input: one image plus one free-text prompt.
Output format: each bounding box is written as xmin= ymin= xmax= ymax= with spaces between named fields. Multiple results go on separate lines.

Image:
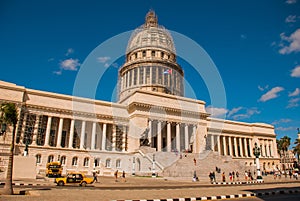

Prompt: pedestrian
xmin=209 ymin=172 xmax=213 ymax=183
xmin=222 ymin=172 xmax=226 ymax=182
xmin=212 ymin=171 xmax=216 ymax=182
xmin=245 ymin=171 xmax=248 ymax=181
xmin=193 ymin=158 xmax=196 ymax=166
xmin=114 ymin=170 xmax=118 ymax=182
xmin=289 ymin=170 xmax=292 ymax=179
xmin=236 ymin=171 xmax=239 ymax=181
xmin=229 ymin=172 xmax=232 ymax=181
xmin=92 ymin=170 xmax=98 ymax=183
xmin=122 ymin=170 xmax=126 ymax=182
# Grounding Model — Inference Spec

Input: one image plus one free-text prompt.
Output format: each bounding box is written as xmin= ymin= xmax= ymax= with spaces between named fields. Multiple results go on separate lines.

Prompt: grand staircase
xmin=138 ymin=147 xmax=248 ymax=181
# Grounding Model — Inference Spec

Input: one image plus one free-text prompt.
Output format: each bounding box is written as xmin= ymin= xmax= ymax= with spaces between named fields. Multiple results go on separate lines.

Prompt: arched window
xmin=116 ymin=159 xmax=121 ymax=168
xmin=142 ymin=51 xmax=146 ymax=57
xmin=94 ymin=158 xmax=100 ymax=167
xmin=161 ymin=52 xmax=164 ymax=59
xmin=151 ymin=51 xmax=155 ymax=57
xmin=72 ymin=157 xmax=78 ymax=166
xmin=136 ymin=158 xmax=141 ymax=171
xmin=105 ymin=158 xmax=111 ymax=168
xmin=47 ymin=155 xmax=54 ymax=163
xmin=36 ymin=154 xmax=41 ymax=164
xmin=60 ymin=156 xmax=66 ymax=165
xmin=83 ymin=157 xmax=89 ymax=167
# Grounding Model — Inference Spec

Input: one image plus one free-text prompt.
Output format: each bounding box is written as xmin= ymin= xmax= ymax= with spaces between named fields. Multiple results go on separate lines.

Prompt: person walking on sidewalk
xmin=114 ymin=170 xmax=118 ymax=182
xmin=122 ymin=171 xmax=126 ymax=182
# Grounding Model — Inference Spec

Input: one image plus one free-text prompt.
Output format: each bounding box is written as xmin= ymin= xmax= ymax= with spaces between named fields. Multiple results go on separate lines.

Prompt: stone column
xmin=167 ymin=122 xmax=171 ymax=152
xmin=157 ymin=121 xmax=162 ymax=152
xmin=137 ymin=67 xmax=140 ymax=85
xmin=122 ymin=125 xmax=127 ymax=152
xmin=184 ymin=124 xmax=189 ymax=151
xmin=80 ymin=120 xmax=86 ymax=149
xmin=233 ymin=137 xmax=238 ymax=157
xmin=211 ymin=134 xmax=214 ymax=151
xmin=249 ymin=139 xmax=253 ymax=157
xmin=217 ymin=135 xmax=221 ymax=154
xmin=112 ymin=124 xmax=117 ymax=151
xmin=150 ymin=67 xmax=153 ymax=84
xmin=228 ymin=136 xmax=233 ymax=156
xmin=56 ymin=118 xmax=64 ymax=148
xmin=127 ymin=72 xmax=130 ymax=87
xmin=265 ymin=140 xmax=270 ymax=157
xmin=222 ymin=136 xmax=227 ymax=155
xmin=91 ymin=122 xmax=97 ymax=150
xmin=261 ymin=140 xmax=266 ymax=157
xmin=44 ymin=116 xmax=52 ymax=146
xmin=68 ymin=119 xmax=75 ymax=148
xmin=239 ymin=137 xmax=243 ymax=157
xmin=176 ymin=123 xmax=180 ymax=152
xmin=101 ymin=123 xmax=107 ymax=150
xmin=244 ymin=138 xmax=248 ymax=157
xmin=131 ymin=69 xmax=134 ymax=86
xmin=192 ymin=125 xmax=196 ymax=152
xmin=32 ymin=115 xmax=40 ymax=146
xmin=143 ymin=67 xmax=146 ymax=84
xmin=148 ymin=120 xmax=152 ymax=146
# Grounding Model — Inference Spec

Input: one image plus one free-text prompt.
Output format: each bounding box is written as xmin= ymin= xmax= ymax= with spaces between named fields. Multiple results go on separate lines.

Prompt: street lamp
xmin=152 ymin=154 xmax=156 ymax=177
xmin=253 ymin=142 xmax=263 ymax=181
xmin=132 ymin=156 xmax=135 ymax=176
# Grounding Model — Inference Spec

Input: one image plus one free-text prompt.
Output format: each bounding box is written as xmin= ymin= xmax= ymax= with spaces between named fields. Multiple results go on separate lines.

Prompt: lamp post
xmin=132 ymin=156 xmax=135 ymax=176
xmin=253 ymin=142 xmax=263 ymax=182
xmin=152 ymin=154 xmax=156 ymax=177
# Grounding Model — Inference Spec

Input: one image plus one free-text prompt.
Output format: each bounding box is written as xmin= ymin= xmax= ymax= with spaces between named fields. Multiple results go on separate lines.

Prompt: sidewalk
xmin=1 ymin=174 xmax=299 ymax=187
xmin=1 ymin=174 xmax=300 ymax=201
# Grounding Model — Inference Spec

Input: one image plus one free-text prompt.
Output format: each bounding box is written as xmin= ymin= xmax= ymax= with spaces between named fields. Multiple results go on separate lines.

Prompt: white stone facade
xmin=0 ymin=11 xmax=279 ymax=177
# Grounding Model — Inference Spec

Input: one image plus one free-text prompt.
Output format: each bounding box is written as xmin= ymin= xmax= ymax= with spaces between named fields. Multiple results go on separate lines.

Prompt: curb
xmin=212 ymin=180 xmax=264 ymax=185
xmin=0 ymin=182 xmax=49 ymax=186
xmin=112 ymin=189 xmax=300 ymax=201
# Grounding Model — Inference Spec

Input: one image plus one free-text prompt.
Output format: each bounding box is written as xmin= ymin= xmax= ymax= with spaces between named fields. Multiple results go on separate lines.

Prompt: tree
xmin=293 ymin=139 xmax=300 ymax=162
xmin=0 ymin=102 xmax=18 ymax=195
xmin=277 ymin=136 xmax=291 ymax=170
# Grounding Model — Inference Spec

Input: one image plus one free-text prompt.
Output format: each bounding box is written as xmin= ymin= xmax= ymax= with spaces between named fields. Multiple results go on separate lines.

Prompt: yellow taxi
xmin=55 ymin=172 xmax=94 ymax=187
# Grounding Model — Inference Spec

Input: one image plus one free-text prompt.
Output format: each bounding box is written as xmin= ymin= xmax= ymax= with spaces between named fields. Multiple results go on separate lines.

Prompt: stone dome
xmin=126 ymin=11 xmax=176 ymax=54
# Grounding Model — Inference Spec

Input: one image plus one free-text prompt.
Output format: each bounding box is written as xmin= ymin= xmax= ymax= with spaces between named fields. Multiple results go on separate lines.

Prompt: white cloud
xmin=289 ymin=88 xmax=300 ymax=96
xmin=286 ymin=0 xmax=297 ymax=4
xmin=259 ymin=87 xmax=284 ymax=102
xmin=276 ymin=126 xmax=296 ymax=131
xmin=60 ymin=58 xmax=80 ymax=71
xmin=104 ymin=63 xmax=110 ymax=68
xmin=230 ymin=108 xmax=260 ymax=120
xmin=285 ymin=15 xmax=297 ymax=23
xmin=65 ymin=48 xmax=74 ymax=56
xmin=53 ymin=70 xmax=62 ymax=75
xmin=291 ymin=65 xmax=300 ymax=77
xmin=287 ymin=97 xmax=300 ymax=108
xmin=272 ymin=118 xmax=292 ymax=125
xmin=258 ymin=85 xmax=269 ymax=91
xmin=279 ymin=29 xmax=300 ymax=54
xmin=206 ymin=106 xmax=228 ymax=118
xmin=228 ymin=107 xmax=243 ymax=117
xmin=97 ymin=56 xmax=111 ymax=63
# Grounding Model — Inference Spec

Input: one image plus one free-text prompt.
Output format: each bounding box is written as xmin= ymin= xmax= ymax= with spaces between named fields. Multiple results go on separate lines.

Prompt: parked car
xmin=55 ymin=172 xmax=94 ymax=187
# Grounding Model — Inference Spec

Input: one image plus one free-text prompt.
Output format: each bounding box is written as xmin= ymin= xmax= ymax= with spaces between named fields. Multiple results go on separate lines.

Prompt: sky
xmin=0 ymin=0 xmax=300 ymax=146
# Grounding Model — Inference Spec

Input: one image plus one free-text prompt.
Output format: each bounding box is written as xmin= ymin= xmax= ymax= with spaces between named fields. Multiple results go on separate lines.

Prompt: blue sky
xmin=1 ymin=0 xmax=300 ymax=145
